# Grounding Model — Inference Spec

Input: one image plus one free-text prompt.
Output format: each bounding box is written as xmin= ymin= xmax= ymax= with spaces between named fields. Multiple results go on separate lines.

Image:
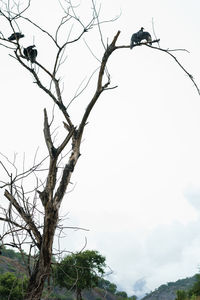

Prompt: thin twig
xmin=146 ymin=44 xmax=200 ymax=95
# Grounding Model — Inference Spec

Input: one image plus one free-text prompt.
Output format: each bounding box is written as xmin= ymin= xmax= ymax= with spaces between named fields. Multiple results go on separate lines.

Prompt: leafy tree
xmin=116 ymin=290 xmax=128 ymax=298
xmin=97 ymin=278 xmax=111 ymax=289
xmin=54 ymin=250 xmax=106 ymax=300
xmin=0 ymin=272 xmax=27 ymax=300
xmin=97 ymin=277 xmax=119 ymax=294
xmin=107 ymin=282 xmax=117 ymax=294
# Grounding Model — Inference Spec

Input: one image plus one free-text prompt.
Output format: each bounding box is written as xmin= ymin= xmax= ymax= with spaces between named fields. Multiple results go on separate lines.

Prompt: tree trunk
xmin=25 ymin=203 xmax=58 ymax=300
xmin=76 ymin=288 xmax=83 ymax=300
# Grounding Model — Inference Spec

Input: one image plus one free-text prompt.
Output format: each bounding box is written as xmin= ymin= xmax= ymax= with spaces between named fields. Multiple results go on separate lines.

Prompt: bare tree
xmin=0 ymin=0 xmax=199 ymax=299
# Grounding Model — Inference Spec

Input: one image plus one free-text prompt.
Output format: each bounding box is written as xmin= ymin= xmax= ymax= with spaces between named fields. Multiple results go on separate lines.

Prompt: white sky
xmin=0 ymin=0 xmax=200 ymax=298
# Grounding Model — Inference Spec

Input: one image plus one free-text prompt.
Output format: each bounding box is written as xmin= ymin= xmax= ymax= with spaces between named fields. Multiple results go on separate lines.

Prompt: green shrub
xmin=0 ymin=272 xmax=27 ymax=300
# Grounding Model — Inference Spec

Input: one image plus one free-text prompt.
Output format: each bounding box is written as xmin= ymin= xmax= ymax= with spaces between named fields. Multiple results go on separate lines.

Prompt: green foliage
xmin=175 ymin=290 xmax=187 ymax=300
xmin=54 ymin=250 xmax=106 ymax=297
xmin=98 ymin=278 xmax=112 ymax=290
xmin=143 ymin=275 xmax=197 ymax=300
xmin=116 ymin=291 xmax=128 ymax=298
xmin=0 ymin=246 xmax=136 ymax=300
xmin=1 ymin=248 xmax=16 ymax=259
xmin=128 ymin=296 xmax=137 ymax=300
xmin=0 ymin=272 xmax=27 ymax=300
xmin=97 ymin=277 xmax=133 ymax=298
xmin=98 ymin=278 xmax=118 ymax=294
xmin=107 ymin=282 xmax=117 ymax=294
xmin=1 ymin=246 xmax=28 ymax=265
xmin=189 ymin=274 xmax=200 ymax=296
xmin=190 ymin=296 xmax=197 ymax=300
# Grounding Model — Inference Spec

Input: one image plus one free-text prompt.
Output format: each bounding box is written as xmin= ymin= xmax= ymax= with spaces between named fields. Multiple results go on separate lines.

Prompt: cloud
xmin=65 ymin=201 xmax=200 ymax=293
xmin=59 ymin=183 xmax=200 ymax=297
xmin=184 ymin=186 xmax=200 ymax=212
xmin=58 ymin=210 xmax=200 ymax=297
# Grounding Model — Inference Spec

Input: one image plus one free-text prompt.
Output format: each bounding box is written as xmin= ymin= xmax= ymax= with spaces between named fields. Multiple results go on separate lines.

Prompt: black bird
xmin=23 ymin=45 xmax=38 ymax=63
xmin=8 ymin=32 xmax=24 ymax=41
xmin=130 ymin=27 xmax=152 ymax=49
xmin=130 ymin=27 xmax=144 ymax=48
xmin=23 ymin=45 xmax=33 ymax=59
xmin=140 ymin=30 xmax=152 ymax=45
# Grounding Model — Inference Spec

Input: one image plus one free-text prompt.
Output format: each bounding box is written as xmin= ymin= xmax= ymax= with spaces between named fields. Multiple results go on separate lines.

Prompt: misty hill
xmin=142 ymin=276 xmax=197 ymax=300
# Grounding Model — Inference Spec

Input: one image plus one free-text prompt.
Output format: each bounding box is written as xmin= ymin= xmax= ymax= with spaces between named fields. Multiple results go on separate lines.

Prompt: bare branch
xmin=4 ymin=189 xmax=42 ymax=248
xmin=77 ymin=30 xmax=121 ymax=141
xmin=43 ymin=109 xmax=56 ymax=158
xmin=91 ymin=0 xmax=106 ymax=50
xmin=145 ymin=44 xmax=200 ymax=95
xmin=57 ymin=128 xmax=75 ymax=156
xmin=17 ymin=15 xmax=59 ymax=47
xmin=151 ymin=18 xmax=160 ymax=48
xmin=0 ymin=216 xmax=24 ymax=230
xmin=66 ymin=67 xmax=99 ymax=110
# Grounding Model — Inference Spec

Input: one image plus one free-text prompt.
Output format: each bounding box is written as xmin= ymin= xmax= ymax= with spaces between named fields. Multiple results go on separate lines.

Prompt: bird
xmin=23 ymin=45 xmax=38 ymax=63
xmin=136 ymin=27 xmax=145 ymax=40
xmin=130 ymin=27 xmax=152 ymax=49
xmin=23 ymin=45 xmax=33 ymax=59
xmin=140 ymin=31 xmax=152 ymax=45
xmin=130 ymin=27 xmax=144 ymax=48
xmin=8 ymin=32 xmax=24 ymax=41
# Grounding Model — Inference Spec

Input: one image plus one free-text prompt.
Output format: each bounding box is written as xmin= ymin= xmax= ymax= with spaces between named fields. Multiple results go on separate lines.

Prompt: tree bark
xmin=25 ymin=203 xmax=58 ymax=299
xmin=76 ymin=288 xmax=83 ymax=300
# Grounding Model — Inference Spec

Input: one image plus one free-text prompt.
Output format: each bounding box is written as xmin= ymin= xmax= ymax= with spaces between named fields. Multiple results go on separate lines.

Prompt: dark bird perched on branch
xmin=141 ymin=31 xmax=152 ymax=45
xmin=130 ymin=27 xmax=144 ymax=45
xmin=8 ymin=32 xmax=24 ymax=41
xmin=23 ymin=45 xmax=38 ymax=63
xmin=130 ymin=27 xmax=152 ymax=49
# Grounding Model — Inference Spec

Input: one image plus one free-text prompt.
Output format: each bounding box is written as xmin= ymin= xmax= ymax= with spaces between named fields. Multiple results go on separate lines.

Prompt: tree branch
xmin=43 ymin=109 xmax=56 ymax=158
xmin=77 ymin=30 xmax=121 ymax=141
xmin=145 ymin=44 xmax=200 ymax=95
xmin=4 ymin=189 xmax=42 ymax=248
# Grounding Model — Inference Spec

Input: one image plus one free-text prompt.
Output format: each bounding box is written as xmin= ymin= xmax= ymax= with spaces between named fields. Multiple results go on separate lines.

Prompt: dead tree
xmin=0 ymin=1 xmax=199 ymax=299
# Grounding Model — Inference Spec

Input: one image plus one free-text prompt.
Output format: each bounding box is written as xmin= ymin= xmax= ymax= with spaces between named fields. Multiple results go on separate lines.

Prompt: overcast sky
xmin=0 ymin=0 xmax=200 ymax=298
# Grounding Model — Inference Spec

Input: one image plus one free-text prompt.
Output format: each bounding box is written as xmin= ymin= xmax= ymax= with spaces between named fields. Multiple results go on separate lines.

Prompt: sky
xmin=0 ymin=0 xmax=200 ymax=298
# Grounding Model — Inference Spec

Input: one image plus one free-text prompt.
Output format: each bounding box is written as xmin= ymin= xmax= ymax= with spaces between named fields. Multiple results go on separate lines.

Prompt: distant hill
xmin=0 ymin=255 xmax=27 ymax=275
xmin=142 ymin=276 xmax=197 ymax=300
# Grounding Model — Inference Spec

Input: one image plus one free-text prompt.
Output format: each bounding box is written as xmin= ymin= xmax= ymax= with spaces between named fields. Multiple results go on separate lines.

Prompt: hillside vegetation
xmin=0 ymin=247 xmax=136 ymax=300
xmin=1 ymin=247 xmax=200 ymax=300
xmin=142 ymin=276 xmax=199 ymax=300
